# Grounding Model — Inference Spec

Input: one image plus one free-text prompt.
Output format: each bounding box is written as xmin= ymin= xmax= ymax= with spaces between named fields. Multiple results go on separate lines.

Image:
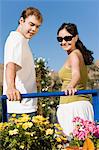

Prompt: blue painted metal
xmin=0 ymin=89 xmax=99 ymax=122
xmin=1 ymin=99 xmax=8 ymax=122
xmin=92 ymin=90 xmax=99 ymax=122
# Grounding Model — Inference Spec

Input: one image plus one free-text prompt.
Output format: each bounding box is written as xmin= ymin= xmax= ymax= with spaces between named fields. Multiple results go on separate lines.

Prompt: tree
xmin=87 ymin=63 xmax=99 ymax=89
xmin=35 ymin=57 xmax=61 ymax=123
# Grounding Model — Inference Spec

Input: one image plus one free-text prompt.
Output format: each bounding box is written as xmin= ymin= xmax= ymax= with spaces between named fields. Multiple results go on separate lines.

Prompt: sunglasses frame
xmin=57 ymin=35 xmax=74 ymax=42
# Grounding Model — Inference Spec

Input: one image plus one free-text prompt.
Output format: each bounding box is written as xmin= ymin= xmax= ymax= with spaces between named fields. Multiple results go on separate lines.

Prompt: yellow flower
xmin=0 ymin=123 xmax=3 ymax=131
xmin=55 ymin=131 xmax=62 ymax=135
xmin=22 ymin=122 xmax=33 ymax=130
xmin=9 ymin=129 xmax=18 ymax=135
xmin=9 ymin=117 xmax=17 ymax=123
xmin=43 ymin=120 xmax=49 ymax=125
xmin=57 ymin=127 xmax=63 ymax=131
xmin=20 ymin=145 xmax=24 ymax=149
xmin=0 ymin=122 xmax=10 ymax=131
xmin=60 ymin=136 xmax=67 ymax=141
xmin=54 ymin=123 xmax=60 ymax=127
xmin=32 ymin=115 xmax=47 ymax=125
xmin=32 ymin=115 xmax=46 ymax=122
xmin=18 ymin=115 xmax=31 ymax=122
xmin=56 ymin=137 xmax=62 ymax=143
xmin=54 ymin=123 xmax=62 ymax=128
xmin=12 ymin=114 xmax=16 ymax=117
xmin=16 ymin=123 xmax=23 ymax=128
xmin=46 ymin=128 xmax=53 ymax=135
xmin=21 ymin=114 xmax=29 ymax=117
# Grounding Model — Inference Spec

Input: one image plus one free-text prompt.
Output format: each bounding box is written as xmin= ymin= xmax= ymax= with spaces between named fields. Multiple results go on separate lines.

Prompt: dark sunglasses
xmin=57 ymin=36 xmax=73 ymax=42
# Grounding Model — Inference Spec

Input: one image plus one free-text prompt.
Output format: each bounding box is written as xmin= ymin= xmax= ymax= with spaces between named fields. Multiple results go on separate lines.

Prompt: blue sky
xmin=0 ymin=0 xmax=99 ymax=71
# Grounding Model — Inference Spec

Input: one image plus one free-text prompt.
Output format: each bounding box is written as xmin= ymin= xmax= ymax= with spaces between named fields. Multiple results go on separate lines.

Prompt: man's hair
xmin=19 ymin=7 xmax=43 ymax=23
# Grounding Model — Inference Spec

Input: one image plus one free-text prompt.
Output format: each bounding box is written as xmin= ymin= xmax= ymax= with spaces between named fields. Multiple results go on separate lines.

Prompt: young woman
xmin=57 ymin=23 xmax=94 ymax=136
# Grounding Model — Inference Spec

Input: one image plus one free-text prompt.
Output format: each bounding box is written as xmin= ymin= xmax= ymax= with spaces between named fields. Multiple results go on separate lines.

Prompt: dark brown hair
xmin=57 ymin=23 xmax=94 ymax=65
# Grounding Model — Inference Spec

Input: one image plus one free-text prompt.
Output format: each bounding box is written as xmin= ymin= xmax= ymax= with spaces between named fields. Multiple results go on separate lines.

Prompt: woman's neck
xmin=67 ymin=48 xmax=77 ymax=55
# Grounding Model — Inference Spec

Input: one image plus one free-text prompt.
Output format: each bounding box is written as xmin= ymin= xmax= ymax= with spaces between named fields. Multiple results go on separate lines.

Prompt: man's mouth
xmin=28 ymin=31 xmax=35 ymax=36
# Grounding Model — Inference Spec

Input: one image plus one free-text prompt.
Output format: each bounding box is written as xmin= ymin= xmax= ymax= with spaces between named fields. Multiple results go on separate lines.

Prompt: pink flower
xmin=93 ymin=125 xmax=99 ymax=138
xmin=72 ymin=117 xmax=99 ymax=140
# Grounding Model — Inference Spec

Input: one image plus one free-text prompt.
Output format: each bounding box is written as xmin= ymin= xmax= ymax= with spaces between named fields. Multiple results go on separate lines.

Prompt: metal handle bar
xmin=1 ymin=89 xmax=98 ymax=100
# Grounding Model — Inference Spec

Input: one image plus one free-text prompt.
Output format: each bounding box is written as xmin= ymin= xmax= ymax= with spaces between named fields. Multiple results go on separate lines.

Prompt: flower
xmin=56 ymin=137 xmax=62 ymax=142
xmin=9 ymin=129 xmax=18 ymax=135
xmin=46 ymin=128 xmax=54 ymax=135
xmin=0 ymin=114 xmax=67 ymax=150
xmin=22 ymin=122 xmax=33 ymax=130
xmin=69 ymin=117 xmax=99 ymax=149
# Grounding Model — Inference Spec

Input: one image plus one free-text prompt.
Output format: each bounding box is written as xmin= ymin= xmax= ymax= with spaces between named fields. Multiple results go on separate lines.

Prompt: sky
xmin=0 ymin=0 xmax=99 ymax=71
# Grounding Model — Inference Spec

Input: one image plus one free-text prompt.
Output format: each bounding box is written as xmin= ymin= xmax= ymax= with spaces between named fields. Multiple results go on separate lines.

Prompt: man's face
xmin=19 ymin=15 xmax=41 ymax=39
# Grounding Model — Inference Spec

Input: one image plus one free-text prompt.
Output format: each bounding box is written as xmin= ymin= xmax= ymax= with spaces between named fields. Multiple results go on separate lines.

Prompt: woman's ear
xmin=75 ymin=35 xmax=79 ymax=42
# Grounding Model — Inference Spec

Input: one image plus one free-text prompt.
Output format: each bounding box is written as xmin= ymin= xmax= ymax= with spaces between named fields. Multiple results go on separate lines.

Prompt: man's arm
xmin=6 ymin=62 xmax=21 ymax=101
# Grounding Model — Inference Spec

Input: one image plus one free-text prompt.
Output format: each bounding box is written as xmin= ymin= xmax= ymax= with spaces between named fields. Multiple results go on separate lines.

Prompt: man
xmin=3 ymin=7 xmax=43 ymax=117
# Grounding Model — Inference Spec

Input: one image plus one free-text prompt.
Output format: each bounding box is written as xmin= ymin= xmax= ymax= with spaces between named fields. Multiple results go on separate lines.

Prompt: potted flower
xmin=65 ymin=117 xmax=99 ymax=150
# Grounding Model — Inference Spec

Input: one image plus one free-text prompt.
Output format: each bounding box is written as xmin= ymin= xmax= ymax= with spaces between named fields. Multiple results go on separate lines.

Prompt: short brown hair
xmin=20 ymin=7 xmax=43 ymax=23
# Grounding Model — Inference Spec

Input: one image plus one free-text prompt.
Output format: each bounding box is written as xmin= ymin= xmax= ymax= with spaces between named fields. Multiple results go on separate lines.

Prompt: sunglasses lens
xmin=57 ymin=36 xmax=73 ymax=43
xmin=64 ymin=36 xmax=73 ymax=41
xmin=57 ymin=37 xmax=63 ymax=42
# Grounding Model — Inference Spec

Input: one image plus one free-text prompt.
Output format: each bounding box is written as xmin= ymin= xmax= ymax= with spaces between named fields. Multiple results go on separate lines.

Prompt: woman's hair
xmin=19 ymin=7 xmax=43 ymax=24
xmin=57 ymin=23 xmax=94 ymax=65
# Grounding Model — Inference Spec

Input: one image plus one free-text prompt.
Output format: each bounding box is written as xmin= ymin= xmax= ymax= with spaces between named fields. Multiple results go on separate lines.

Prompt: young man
xmin=3 ymin=7 xmax=43 ymax=117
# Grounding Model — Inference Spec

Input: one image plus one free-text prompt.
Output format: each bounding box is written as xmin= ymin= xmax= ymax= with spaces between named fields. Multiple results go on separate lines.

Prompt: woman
xmin=57 ymin=23 xmax=94 ymax=136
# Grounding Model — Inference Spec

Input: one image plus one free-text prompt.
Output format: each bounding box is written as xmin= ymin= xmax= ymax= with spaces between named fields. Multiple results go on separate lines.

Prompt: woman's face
xmin=58 ymin=28 xmax=77 ymax=53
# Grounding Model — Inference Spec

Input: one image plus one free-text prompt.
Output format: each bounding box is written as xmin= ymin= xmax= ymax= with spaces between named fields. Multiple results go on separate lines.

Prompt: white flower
xmin=42 ymin=104 xmax=46 ymax=107
xmin=50 ymin=101 xmax=54 ymax=105
xmin=37 ymin=57 xmax=43 ymax=62
xmin=36 ymin=64 xmax=39 ymax=68
xmin=48 ymin=72 xmax=52 ymax=76
xmin=42 ymin=58 xmax=46 ymax=62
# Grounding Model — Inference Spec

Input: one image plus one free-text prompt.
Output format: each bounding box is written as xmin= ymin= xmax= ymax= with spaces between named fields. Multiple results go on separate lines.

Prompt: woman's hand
xmin=64 ymin=85 xmax=77 ymax=95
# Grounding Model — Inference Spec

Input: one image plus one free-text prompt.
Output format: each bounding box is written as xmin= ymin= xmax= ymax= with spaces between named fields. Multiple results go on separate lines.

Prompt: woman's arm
xmin=65 ymin=51 xmax=81 ymax=95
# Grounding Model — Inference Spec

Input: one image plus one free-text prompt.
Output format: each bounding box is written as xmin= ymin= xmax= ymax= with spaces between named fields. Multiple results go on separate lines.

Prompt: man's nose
xmin=32 ymin=25 xmax=37 ymax=31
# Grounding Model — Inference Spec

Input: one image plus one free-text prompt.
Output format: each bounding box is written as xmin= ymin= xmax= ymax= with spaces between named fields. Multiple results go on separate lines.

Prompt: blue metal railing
xmin=0 ymin=89 xmax=99 ymax=122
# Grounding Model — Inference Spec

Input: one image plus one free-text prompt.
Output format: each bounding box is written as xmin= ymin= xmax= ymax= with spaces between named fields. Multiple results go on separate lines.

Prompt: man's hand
xmin=6 ymin=87 xmax=21 ymax=101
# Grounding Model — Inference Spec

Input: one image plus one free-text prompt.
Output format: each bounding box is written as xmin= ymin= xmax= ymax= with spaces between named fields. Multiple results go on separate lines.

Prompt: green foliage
xmin=35 ymin=57 xmax=61 ymax=122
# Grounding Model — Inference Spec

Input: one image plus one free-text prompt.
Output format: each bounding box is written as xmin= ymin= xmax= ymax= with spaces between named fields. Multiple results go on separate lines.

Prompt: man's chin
xmin=25 ymin=35 xmax=33 ymax=39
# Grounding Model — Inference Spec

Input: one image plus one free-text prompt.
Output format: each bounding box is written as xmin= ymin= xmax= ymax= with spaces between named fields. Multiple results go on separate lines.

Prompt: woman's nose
xmin=62 ymin=39 xmax=66 ymax=44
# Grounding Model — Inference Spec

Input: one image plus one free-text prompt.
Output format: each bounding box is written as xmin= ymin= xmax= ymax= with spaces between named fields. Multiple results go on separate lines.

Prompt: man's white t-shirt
xmin=3 ymin=31 xmax=37 ymax=114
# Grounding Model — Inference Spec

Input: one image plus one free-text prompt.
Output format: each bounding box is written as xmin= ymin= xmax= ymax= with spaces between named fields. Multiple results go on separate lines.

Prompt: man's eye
xmin=29 ymin=23 xmax=40 ymax=29
xmin=36 ymin=25 xmax=40 ymax=28
xmin=30 ymin=23 xmax=35 ymax=26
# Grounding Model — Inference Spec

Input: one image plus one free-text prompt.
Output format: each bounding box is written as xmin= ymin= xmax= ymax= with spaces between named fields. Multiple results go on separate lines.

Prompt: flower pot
xmin=65 ymin=146 xmax=83 ymax=150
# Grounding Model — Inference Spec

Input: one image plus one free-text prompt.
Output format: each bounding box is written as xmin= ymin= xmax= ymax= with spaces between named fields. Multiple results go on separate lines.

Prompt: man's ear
xmin=19 ymin=17 xmax=25 ymax=25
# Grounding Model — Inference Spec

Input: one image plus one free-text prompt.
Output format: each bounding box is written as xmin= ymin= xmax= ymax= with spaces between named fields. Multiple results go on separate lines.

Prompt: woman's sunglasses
xmin=57 ymin=36 xmax=73 ymax=42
